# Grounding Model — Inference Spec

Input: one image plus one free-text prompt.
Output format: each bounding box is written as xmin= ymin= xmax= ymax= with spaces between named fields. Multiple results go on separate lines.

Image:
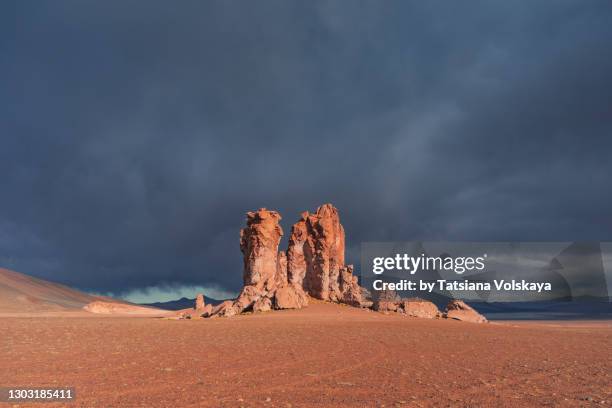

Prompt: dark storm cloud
xmin=1 ymin=1 xmax=611 ymax=295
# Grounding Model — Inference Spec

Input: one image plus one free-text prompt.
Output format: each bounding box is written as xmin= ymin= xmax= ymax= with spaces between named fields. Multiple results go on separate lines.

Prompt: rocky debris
xmin=370 ymin=294 xmax=487 ymax=322
xmin=401 ymin=299 xmax=441 ymax=319
xmin=372 ymin=289 xmax=400 ymax=312
xmin=234 ymin=285 xmax=263 ymax=312
xmin=338 ymin=265 xmax=370 ymax=307
xmin=211 ymin=300 xmax=237 ymax=318
xmin=372 ymin=292 xmax=441 ymax=318
xmin=253 ymin=297 xmax=272 ymax=313
xmin=274 ymin=284 xmax=308 ymax=309
xmin=195 ymin=293 xmax=205 ymax=310
xmin=200 ymin=303 xmax=213 ymax=317
xmin=374 ymin=300 xmax=399 ymax=312
xmin=370 ymin=294 xmax=486 ymax=322
xmin=175 ymin=300 xmax=214 ymax=319
xmin=444 ymin=300 xmax=488 ymax=323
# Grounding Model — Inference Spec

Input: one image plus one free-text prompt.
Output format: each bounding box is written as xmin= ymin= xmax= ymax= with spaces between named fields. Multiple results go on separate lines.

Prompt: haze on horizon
xmin=1 ymin=1 xmax=611 ymax=302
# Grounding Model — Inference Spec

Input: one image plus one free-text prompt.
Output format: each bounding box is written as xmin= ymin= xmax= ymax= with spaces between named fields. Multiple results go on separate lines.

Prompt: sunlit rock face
xmin=208 ymin=204 xmax=365 ymax=318
xmin=204 ymin=205 xmax=485 ymax=320
xmin=207 ymin=208 xmax=306 ymax=317
xmin=240 ymin=209 xmax=283 ymax=289
xmin=288 ymin=204 xmax=366 ymax=307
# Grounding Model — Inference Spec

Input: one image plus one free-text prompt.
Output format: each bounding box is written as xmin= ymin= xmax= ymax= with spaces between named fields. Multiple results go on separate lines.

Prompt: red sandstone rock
xmin=240 ymin=209 xmax=283 ymax=289
xmin=253 ymin=297 xmax=272 ymax=312
xmin=276 ymin=251 xmax=288 ymax=288
xmin=181 ymin=302 xmax=214 ymax=319
xmin=208 ymin=208 xmax=288 ymax=317
xmin=195 ymin=293 xmax=205 ymax=310
xmin=234 ymin=285 xmax=263 ymax=312
xmin=212 ymin=300 xmax=237 ymax=318
xmin=200 ymin=303 xmax=213 ymax=317
xmin=213 ymin=209 xmax=284 ymax=316
xmin=374 ymin=301 xmax=399 ymax=312
xmin=401 ymin=299 xmax=440 ymax=319
xmin=338 ymin=266 xmax=368 ymax=307
xmin=274 ymin=284 xmax=308 ymax=310
xmin=372 ymin=293 xmax=440 ymax=318
xmin=301 ymin=204 xmax=345 ymax=301
xmin=444 ymin=300 xmax=487 ymax=323
xmin=372 ymin=289 xmax=401 ymax=312
xmin=208 ymin=204 xmax=367 ymax=317
xmin=286 ymin=213 xmax=309 ymax=287
xmin=287 ymin=204 xmax=366 ymax=307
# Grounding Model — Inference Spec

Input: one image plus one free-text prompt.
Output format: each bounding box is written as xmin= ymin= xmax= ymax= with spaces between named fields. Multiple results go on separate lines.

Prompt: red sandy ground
xmin=1 ymin=302 xmax=610 ymax=408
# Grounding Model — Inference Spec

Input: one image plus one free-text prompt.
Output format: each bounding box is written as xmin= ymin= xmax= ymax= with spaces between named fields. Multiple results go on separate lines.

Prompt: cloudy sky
xmin=1 ymin=1 xmax=611 ymax=301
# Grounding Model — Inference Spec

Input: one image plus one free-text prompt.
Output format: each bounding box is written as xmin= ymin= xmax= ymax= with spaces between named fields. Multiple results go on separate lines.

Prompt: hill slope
xmin=0 ymin=267 xmax=166 ymax=315
xmin=0 ymin=267 xmax=105 ymax=312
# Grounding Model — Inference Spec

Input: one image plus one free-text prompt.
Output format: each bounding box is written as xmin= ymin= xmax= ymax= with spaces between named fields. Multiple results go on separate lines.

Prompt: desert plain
xmin=1 ymin=204 xmax=612 ymax=407
xmin=1 ymin=301 xmax=611 ymax=408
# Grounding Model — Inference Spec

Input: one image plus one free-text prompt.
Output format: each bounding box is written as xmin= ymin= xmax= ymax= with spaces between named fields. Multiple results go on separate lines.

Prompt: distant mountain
xmin=142 ymin=296 xmax=224 ymax=310
xmin=470 ymin=299 xmax=612 ymax=320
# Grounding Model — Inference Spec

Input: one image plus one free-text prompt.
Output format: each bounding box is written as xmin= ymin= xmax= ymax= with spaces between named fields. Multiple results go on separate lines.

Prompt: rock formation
xmin=189 ymin=293 xmax=213 ymax=318
xmin=201 ymin=204 xmax=485 ymax=321
xmin=286 ymin=214 xmax=309 ymax=287
xmin=173 ymin=293 xmax=213 ymax=319
xmin=207 ymin=204 xmax=365 ymax=317
xmin=207 ymin=208 xmax=308 ymax=317
xmin=240 ymin=209 xmax=283 ymax=289
xmin=287 ymin=204 xmax=367 ymax=307
xmin=295 ymin=205 xmax=345 ymax=300
xmin=195 ymin=293 xmax=205 ymax=310
xmin=444 ymin=300 xmax=488 ymax=323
